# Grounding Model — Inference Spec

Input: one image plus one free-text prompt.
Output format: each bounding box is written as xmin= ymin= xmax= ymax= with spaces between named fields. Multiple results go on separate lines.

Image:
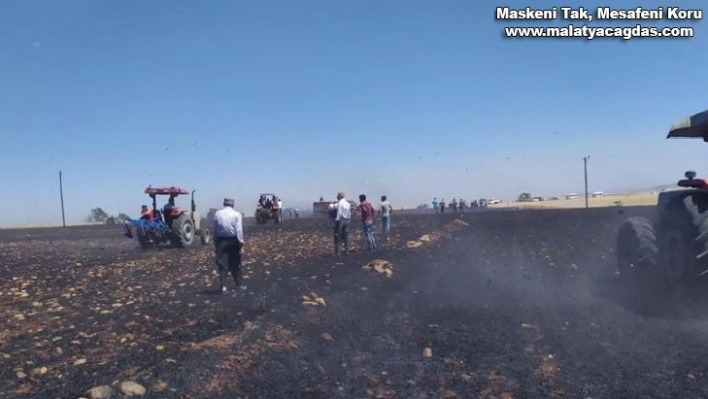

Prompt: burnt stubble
xmin=2 ymin=206 xmax=708 ymax=398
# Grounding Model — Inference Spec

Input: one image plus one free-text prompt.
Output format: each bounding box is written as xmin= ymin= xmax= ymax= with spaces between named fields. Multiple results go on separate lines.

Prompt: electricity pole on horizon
xmin=59 ymin=171 xmax=66 ymax=227
xmin=583 ymin=156 xmax=590 ymax=209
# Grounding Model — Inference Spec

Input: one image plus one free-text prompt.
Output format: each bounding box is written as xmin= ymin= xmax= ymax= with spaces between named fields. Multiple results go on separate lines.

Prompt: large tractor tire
xmin=200 ymin=227 xmax=212 ymax=245
xmin=616 ymin=217 xmax=658 ymax=281
xmin=658 ymin=193 xmax=708 ymax=286
xmin=171 ymin=214 xmax=196 ymax=248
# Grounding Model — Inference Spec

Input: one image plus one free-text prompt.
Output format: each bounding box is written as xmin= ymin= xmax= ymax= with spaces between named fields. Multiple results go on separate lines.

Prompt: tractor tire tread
xmin=617 ymin=217 xmax=659 ymax=278
xmin=172 ymin=214 xmax=195 ymax=248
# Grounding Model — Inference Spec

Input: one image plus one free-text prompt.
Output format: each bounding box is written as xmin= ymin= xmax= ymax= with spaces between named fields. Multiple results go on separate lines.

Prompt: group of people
xmin=258 ymin=195 xmax=282 ymax=210
xmin=431 ymin=197 xmax=478 ymax=213
xmin=328 ymin=193 xmax=392 ymax=254
xmin=209 ymin=193 xmax=393 ymax=294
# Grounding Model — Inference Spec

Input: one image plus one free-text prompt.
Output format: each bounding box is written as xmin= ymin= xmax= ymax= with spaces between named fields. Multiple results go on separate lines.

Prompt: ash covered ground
xmin=3 ymin=207 xmax=708 ymax=398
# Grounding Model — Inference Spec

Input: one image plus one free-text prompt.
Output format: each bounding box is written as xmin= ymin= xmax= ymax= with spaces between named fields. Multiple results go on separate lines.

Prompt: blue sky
xmin=1 ymin=0 xmax=707 ymax=226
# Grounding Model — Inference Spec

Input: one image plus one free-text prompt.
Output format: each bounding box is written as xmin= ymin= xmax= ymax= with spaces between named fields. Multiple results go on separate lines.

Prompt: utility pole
xmin=59 ymin=171 xmax=66 ymax=227
xmin=583 ymin=156 xmax=590 ymax=209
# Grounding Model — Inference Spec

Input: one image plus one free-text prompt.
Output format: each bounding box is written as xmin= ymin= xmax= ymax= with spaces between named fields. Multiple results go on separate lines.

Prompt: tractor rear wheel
xmin=616 ymin=217 xmax=658 ymax=281
xmin=657 ymin=193 xmax=708 ymax=286
xmin=171 ymin=214 xmax=196 ymax=248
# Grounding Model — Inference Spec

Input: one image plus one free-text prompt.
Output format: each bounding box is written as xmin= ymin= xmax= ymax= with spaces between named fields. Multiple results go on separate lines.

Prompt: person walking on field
xmin=380 ymin=195 xmax=392 ymax=239
xmin=359 ymin=194 xmax=377 ymax=250
xmin=333 ymin=192 xmax=351 ymax=254
xmin=212 ymin=197 xmax=245 ymax=294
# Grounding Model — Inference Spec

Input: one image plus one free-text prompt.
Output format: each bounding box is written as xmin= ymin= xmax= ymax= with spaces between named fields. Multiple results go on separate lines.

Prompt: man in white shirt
xmin=334 ymin=192 xmax=351 ymax=254
xmin=380 ymin=195 xmax=393 ymax=239
xmin=212 ymin=197 xmax=245 ymax=293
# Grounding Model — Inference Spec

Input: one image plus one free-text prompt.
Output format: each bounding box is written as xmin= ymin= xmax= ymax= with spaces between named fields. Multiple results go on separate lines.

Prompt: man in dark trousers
xmin=212 ymin=197 xmax=244 ymax=293
xmin=333 ymin=192 xmax=351 ymax=254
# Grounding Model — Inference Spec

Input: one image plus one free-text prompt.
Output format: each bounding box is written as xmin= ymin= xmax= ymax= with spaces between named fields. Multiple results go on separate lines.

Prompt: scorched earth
xmin=2 ymin=207 xmax=708 ymax=398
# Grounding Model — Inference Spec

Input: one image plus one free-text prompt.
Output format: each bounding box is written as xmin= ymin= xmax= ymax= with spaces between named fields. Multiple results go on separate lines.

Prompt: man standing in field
xmin=212 ymin=197 xmax=245 ymax=294
xmin=380 ymin=195 xmax=392 ymax=239
xmin=359 ymin=194 xmax=376 ymax=250
xmin=333 ymin=192 xmax=351 ymax=254
xmin=432 ymin=197 xmax=439 ymax=213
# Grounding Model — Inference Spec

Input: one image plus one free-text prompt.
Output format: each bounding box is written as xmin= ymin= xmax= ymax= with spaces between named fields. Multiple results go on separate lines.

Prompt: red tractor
xmin=255 ymin=193 xmax=284 ymax=224
xmin=616 ymin=108 xmax=708 ymax=289
xmin=123 ymin=186 xmax=212 ymax=248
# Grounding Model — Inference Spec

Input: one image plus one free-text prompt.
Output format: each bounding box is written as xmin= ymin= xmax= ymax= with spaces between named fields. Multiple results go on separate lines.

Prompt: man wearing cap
xmin=334 ymin=192 xmax=351 ymax=254
xmin=212 ymin=197 xmax=244 ymax=293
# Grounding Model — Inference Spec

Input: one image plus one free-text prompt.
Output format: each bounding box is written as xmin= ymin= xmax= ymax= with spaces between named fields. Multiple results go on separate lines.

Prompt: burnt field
xmin=4 ymin=207 xmax=708 ymax=398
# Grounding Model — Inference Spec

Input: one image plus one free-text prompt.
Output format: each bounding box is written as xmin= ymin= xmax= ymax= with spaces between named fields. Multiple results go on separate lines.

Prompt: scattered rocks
xmin=406 ymin=240 xmax=423 ymax=248
xmin=301 ymin=291 xmax=326 ymax=306
xmin=120 ymin=381 xmax=147 ymax=396
xmin=86 ymin=385 xmax=113 ymax=399
xmin=362 ymin=259 xmax=394 ymax=278
xmin=153 ymin=380 xmax=168 ymax=392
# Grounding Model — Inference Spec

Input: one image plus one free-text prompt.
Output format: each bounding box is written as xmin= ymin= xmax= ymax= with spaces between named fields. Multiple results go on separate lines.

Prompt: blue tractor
xmin=123 ymin=186 xmax=212 ymax=249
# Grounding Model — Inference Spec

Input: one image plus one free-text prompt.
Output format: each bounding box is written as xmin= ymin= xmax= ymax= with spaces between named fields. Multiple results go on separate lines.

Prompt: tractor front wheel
xmin=136 ymin=227 xmax=153 ymax=250
xmin=200 ymin=227 xmax=212 ymax=245
xmin=171 ymin=214 xmax=196 ymax=248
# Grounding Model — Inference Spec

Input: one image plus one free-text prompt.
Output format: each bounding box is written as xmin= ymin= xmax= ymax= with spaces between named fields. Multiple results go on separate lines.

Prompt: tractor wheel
xmin=657 ymin=193 xmax=708 ymax=286
xmin=171 ymin=214 xmax=196 ymax=248
xmin=136 ymin=228 xmax=153 ymax=250
xmin=200 ymin=227 xmax=212 ymax=245
xmin=616 ymin=217 xmax=658 ymax=281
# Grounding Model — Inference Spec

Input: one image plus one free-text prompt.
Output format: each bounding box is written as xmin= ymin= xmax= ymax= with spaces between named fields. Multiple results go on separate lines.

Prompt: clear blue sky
xmin=1 ymin=0 xmax=706 ymax=226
